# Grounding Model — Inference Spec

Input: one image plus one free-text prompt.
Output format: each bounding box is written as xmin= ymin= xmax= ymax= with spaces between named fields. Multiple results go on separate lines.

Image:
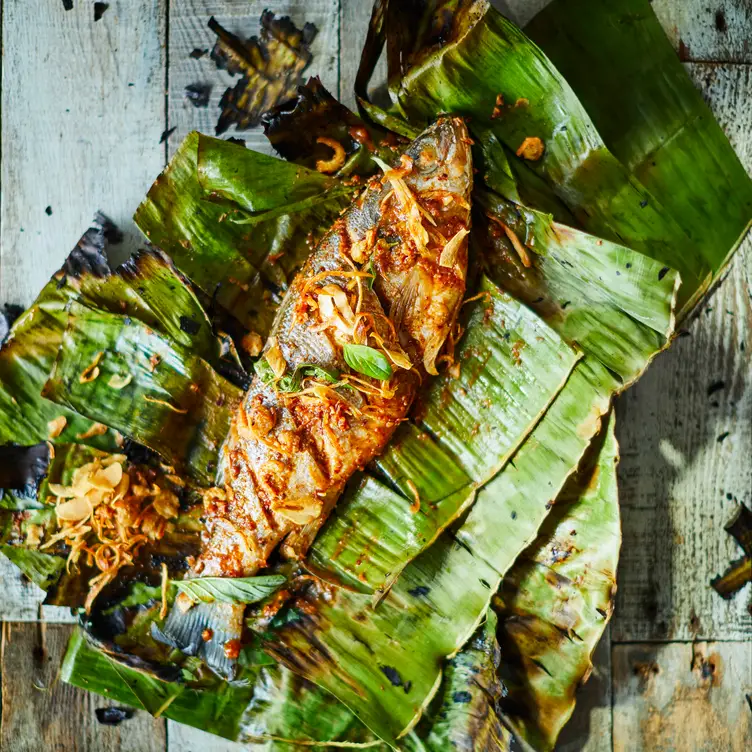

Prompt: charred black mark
xmin=408 ymin=585 xmax=430 ymax=597
xmin=640 ymin=199 xmax=648 ymax=208
xmin=94 ymin=3 xmax=109 ymax=21
xmin=190 ymin=48 xmax=208 ymax=59
xmin=707 ymin=380 xmax=725 ymax=396
xmin=160 ymin=127 xmax=177 ymax=144
xmin=715 ymin=10 xmax=727 ymax=32
xmin=530 ymin=658 xmax=553 ymax=677
xmin=179 ymin=315 xmax=200 ymax=335
xmin=45 ymin=205 xmax=53 ymax=216
xmin=1 ymin=303 xmax=24 ymax=344
xmin=380 ymin=665 xmax=411 ymax=693
xmin=510 ymin=510 xmax=517 ymax=520
xmin=185 ymin=83 xmax=212 ymax=108
xmin=658 ymin=266 xmax=669 ymax=280
xmin=561 ymin=301 xmax=571 ymax=309
xmin=62 ymin=0 xmax=73 ymax=9
xmin=625 ymin=262 xmax=632 ymax=269
xmin=717 ymin=431 xmax=730 ymax=443
xmin=480 ymin=579 xmax=491 ymax=589
xmin=452 ymin=690 xmax=472 ymax=704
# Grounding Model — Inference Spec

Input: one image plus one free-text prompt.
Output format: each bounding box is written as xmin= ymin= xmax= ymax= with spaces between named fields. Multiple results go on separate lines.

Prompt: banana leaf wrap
xmin=495 ymin=411 xmax=621 ymax=750
xmin=526 ymin=0 xmax=752 ymax=316
xmin=134 ymin=133 xmax=354 ymax=334
xmin=358 ymin=0 xmax=752 ymax=311
xmin=0 ymin=216 xmax=245 ymax=450
xmin=42 ymin=303 xmax=241 ymax=485
xmin=309 ymin=276 xmax=581 ymax=593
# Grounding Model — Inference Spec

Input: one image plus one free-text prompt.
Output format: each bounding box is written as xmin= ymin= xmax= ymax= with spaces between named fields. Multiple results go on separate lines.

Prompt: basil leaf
xmin=253 ymin=357 xmax=276 ymax=384
xmin=343 ymin=344 xmax=393 ymax=380
xmin=277 ymin=364 xmax=340 ymax=393
xmin=173 ymin=575 xmax=285 ymax=605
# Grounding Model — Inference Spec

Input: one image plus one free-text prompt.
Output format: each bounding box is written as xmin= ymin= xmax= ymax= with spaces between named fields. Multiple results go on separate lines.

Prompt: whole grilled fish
xmin=198 ymin=117 xmax=473 ymax=577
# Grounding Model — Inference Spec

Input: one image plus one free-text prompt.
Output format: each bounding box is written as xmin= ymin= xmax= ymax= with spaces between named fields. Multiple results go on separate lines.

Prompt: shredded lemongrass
xmin=406 ymin=479 xmax=421 ymax=514
xmin=160 ymin=562 xmax=169 ymax=619
xmin=143 ymin=395 xmax=188 ymax=414
xmin=501 ymin=223 xmax=532 ymax=268
xmin=439 ymin=227 xmax=469 ymax=268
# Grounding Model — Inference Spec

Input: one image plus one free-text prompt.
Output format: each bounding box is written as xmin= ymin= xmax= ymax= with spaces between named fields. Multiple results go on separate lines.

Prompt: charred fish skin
xmin=199 ymin=117 xmax=473 ymax=578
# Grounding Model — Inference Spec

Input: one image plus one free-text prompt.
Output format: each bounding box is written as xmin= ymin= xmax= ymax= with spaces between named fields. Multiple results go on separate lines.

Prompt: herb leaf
xmin=277 ymin=364 xmax=340 ymax=393
xmin=253 ymin=358 xmax=276 ymax=384
xmin=173 ymin=575 xmax=285 ymax=605
xmin=343 ymin=344 xmax=393 ymax=380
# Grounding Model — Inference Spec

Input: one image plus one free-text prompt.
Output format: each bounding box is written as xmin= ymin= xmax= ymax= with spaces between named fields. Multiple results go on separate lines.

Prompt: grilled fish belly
xmin=199 ymin=117 xmax=473 ymax=577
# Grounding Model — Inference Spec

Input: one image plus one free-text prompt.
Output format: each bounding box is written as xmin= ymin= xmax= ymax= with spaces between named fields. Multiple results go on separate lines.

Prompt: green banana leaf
xmin=0 ymin=217 xmax=245 ymax=450
xmin=495 ymin=411 xmax=621 ymax=750
xmin=258 ymin=358 xmax=615 ymax=744
xmin=134 ymin=133 xmax=354 ymax=334
xmin=359 ymin=0 xmax=751 ymax=311
xmin=310 ymin=275 xmax=581 ymax=593
xmin=405 ymin=610 xmax=514 ymax=751
xmin=42 ymin=303 xmax=241 ymax=485
xmin=475 ymin=188 xmax=680 ymax=385
xmin=526 ymin=0 xmax=752 ymax=316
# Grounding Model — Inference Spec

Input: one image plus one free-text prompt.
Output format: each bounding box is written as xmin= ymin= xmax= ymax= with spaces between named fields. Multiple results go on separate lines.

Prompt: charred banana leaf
xmin=495 ymin=411 xmax=621 ymax=751
xmin=43 ymin=303 xmax=241 ymax=485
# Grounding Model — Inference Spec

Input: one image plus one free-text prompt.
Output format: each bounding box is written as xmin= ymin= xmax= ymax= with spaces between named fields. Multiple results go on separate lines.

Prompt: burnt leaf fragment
xmin=95 ymin=706 xmax=135 ymax=725
xmin=208 ymin=12 xmax=317 ymax=134
xmin=62 ymin=0 xmax=73 ymax=10
xmin=94 ymin=3 xmax=108 ymax=22
xmin=160 ymin=127 xmax=177 ymax=144
xmin=710 ymin=504 xmax=752 ymax=599
xmin=0 ymin=443 xmax=51 ymax=502
xmin=189 ymin=47 xmax=208 ymax=59
xmin=184 ymin=83 xmax=212 ymax=108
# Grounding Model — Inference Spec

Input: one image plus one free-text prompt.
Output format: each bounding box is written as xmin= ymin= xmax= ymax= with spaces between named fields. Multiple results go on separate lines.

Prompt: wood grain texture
xmin=167 ymin=0 xmax=340 ymax=158
xmin=0 ymin=622 xmax=166 ymax=752
xmin=651 ymin=0 xmax=752 ymax=62
xmin=612 ymin=641 xmax=752 ymax=751
xmin=614 ymin=61 xmax=752 ymax=642
xmin=0 ymin=0 xmax=167 ymax=307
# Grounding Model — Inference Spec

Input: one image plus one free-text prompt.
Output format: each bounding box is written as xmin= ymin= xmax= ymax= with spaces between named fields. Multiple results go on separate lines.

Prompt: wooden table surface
xmin=0 ymin=1 xmax=750 ymax=750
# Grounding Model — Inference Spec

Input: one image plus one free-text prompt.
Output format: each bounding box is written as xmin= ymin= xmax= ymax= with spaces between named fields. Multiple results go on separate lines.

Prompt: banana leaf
xmin=526 ymin=0 xmax=752 ymax=316
xmin=404 ymin=610 xmax=514 ymax=751
xmin=475 ymin=189 xmax=680 ymax=385
xmin=357 ymin=0 xmax=748 ymax=311
xmin=0 ymin=217 xmax=246 ymax=450
xmin=134 ymin=133 xmax=354 ymax=334
xmin=262 ymin=76 xmax=403 ymax=178
xmin=495 ymin=411 xmax=621 ymax=750
xmin=42 ymin=303 xmax=241 ymax=485
xmin=309 ymin=276 xmax=581 ymax=593
xmin=258 ymin=357 xmax=615 ymax=744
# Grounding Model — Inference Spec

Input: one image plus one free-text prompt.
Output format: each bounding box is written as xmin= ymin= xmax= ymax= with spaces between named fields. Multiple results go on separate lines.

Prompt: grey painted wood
xmin=167 ymin=0 xmax=340 ymax=159
xmin=0 ymin=0 xmax=167 ymax=307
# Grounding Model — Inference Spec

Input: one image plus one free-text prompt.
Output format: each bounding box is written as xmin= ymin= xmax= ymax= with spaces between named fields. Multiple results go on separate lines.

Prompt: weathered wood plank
xmin=167 ymin=0 xmax=340 ymax=158
xmin=0 ymin=622 xmax=166 ymax=752
xmin=167 ymin=723 xmax=243 ymax=751
xmin=612 ymin=641 xmax=752 ymax=751
xmin=0 ymin=567 xmax=76 ymax=623
xmin=0 ymin=0 xmax=167 ymax=307
xmin=614 ymin=62 xmax=752 ymax=642
xmin=652 ymin=0 xmax=752 ymax=62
